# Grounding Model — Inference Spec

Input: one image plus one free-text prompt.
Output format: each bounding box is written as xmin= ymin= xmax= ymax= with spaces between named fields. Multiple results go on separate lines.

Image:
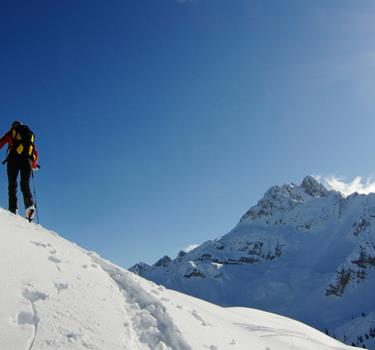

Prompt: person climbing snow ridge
xmin=0 ymin=121 xmax=39 ymax=222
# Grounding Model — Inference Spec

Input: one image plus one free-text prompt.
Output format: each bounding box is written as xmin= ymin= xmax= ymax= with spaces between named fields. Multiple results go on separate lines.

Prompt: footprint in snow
xmin=191 ymin=310 xmax=210 ymax=326
xmin=17 ymin=311 xmax=36 ymax=325
xmin=48 ymin=255 xmax=61 ymax=264
xmin=31 ymin=241 xmax=59 ymax=259
xmin=22 ymin=288 xmax=48 ymax=303
xmin=30 ymin=241 xmax=51 ymax=248
xmin=54 ymin=282 xmax=69 ymax=295
xmin=59 ymin=329 xmax=97 ymax=348
xmin=48 ymin=255 xmax=62 ymax=272
xmin=66 ymin=332 xmax=81 ymax=342
xmin=81 ymin=264 xmax=99 ymax=270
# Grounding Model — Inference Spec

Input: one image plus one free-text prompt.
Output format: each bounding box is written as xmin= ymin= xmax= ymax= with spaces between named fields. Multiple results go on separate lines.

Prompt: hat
xmin=11 ymin=121 xmax=22 ymax=128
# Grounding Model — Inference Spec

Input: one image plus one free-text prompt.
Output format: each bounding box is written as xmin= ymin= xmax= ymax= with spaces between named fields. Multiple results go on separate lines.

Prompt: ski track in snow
xmin=89 ymin=253 xmax=192 ymax=350
xmin=234 ymin=323 xmax=350 ymax=350
xmin=18 ymin=286 xmax=48 ymax=350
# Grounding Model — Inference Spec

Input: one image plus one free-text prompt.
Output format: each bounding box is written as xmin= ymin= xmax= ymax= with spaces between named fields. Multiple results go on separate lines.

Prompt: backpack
xmin=11 ymin=125 xmax=35 ymax=159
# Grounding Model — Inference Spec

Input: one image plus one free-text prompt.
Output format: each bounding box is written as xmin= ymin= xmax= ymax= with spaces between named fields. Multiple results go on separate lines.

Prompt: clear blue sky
xmin=1 ymin=0 xmax=375 ymax=267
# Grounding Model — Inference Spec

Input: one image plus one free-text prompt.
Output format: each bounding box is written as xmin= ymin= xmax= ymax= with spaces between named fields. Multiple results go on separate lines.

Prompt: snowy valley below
xmin=131 ymin=176 xmax=375 ymax=350
xmin=0 ymin=203 xmax=356 ymax=350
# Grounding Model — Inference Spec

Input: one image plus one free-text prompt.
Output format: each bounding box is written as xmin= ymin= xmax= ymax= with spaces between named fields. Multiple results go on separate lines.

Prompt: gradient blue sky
xmin=1 ymin=0 xmax=375 ymax=267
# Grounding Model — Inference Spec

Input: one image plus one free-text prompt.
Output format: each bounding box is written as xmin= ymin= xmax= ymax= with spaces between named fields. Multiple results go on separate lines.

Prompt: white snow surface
xmin=0 ymin=208 xmax=356 ymax=350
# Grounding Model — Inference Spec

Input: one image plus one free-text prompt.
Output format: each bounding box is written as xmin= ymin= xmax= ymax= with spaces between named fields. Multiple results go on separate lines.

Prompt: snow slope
xmin=131 ymin=176 xmax=375 ymax=349
xmin=0 ymin=208 xmax=356 ymax=350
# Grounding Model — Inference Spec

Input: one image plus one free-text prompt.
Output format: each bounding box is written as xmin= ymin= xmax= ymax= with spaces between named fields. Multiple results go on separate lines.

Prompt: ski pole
xmin=31 ymin=171 xmax=40 ymax=224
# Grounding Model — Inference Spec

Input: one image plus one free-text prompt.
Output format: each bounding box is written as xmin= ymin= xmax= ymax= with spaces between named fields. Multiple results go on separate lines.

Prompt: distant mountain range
xmin=131 ymin=176 xmax=375 ymax=349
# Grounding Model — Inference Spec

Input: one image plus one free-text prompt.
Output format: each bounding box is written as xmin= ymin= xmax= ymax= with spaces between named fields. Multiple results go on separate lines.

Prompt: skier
xmin=0 ymin=121 xmax=38 ymax=222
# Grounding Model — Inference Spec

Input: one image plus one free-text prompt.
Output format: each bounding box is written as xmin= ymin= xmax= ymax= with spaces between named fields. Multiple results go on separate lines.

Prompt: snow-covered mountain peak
xmin=154 ymin=255 xmax=172 ymax=268
xmin=240 ymin=175 xmax=340 ymax=224
xmin=129 ymin=261 xmax=151 ymax=275
xmin=301 ymin=175 xmax=330 ymax=198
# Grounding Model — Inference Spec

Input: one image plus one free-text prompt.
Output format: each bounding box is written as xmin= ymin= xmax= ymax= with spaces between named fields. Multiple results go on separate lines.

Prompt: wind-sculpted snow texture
xmin=132 ymin=176 xmax=375 ymax=349
xmin=0 ymin=207 xmax=355 ymax=349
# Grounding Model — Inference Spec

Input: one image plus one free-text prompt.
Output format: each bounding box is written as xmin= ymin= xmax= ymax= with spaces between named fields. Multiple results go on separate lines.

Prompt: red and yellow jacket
xmin=0 ymin=130 xmax=39 ymax=169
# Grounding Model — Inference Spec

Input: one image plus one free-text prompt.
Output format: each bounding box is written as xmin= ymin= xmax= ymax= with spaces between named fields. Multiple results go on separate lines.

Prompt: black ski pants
xmin=7 ymin=156 xmax=34 ymax=213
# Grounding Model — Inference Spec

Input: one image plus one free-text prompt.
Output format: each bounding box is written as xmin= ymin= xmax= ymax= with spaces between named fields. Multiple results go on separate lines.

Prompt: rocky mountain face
xmin=130 ymin=176 xmax=375 ymax=349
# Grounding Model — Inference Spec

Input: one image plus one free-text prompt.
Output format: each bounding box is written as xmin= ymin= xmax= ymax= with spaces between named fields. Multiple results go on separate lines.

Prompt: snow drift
xmin=0 ymin=207 xmax=356 ymax=349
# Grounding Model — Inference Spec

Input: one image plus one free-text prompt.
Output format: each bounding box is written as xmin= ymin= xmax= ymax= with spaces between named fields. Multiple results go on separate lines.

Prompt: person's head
xmin=11 ymin=121 xmax=22 ymax=129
